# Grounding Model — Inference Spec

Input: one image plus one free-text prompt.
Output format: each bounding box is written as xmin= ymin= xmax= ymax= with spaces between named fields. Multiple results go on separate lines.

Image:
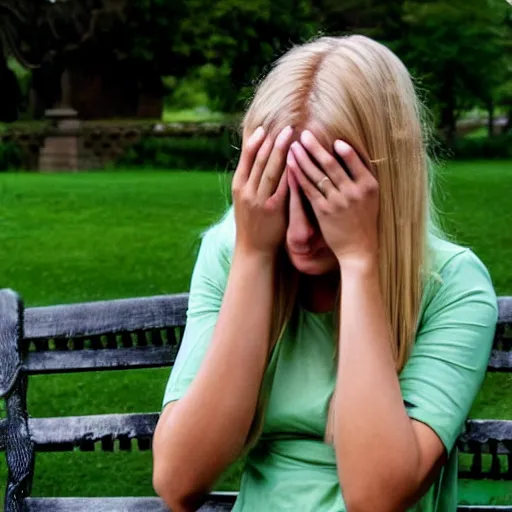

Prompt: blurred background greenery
xmin=0 ymin=0 xmax=511 ymax=168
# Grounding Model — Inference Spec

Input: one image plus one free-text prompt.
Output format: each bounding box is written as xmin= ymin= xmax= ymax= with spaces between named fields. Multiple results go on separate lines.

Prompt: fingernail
xmin=334 ymin=140 xmax=349 ymax=154
xmin=251 ymin=126 xmax=265 ymax=141
xmin=301 ymin=129 xmax=312 ymax=141
xmin=276 ymin=125 xmax=293 ymax=145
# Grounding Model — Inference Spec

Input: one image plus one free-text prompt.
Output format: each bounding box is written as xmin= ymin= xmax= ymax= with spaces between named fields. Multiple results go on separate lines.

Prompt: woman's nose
xmin=288 ymin=215 xmax=315 ymax=245
xmin=287 ymin=198 xmax=316 ymax=248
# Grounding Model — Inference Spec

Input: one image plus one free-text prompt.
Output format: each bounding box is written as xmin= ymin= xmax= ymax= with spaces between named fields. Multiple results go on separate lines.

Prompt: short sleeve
xmin=399 ymin=249 xmax=498 ymax=455
xmin=161 ymin=222 xmax=231 ymax=409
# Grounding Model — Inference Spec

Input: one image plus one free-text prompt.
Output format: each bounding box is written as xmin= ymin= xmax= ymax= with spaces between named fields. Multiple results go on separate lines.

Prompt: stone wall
xmin=0 ymin=115 xmax=231 ymax=171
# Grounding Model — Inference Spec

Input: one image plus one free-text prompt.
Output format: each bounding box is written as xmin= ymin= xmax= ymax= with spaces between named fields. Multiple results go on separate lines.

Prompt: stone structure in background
xmin=0 ymin=119 xmax=229 ymax=171
xmin=38 ymin=108 xmax=82 ymax=172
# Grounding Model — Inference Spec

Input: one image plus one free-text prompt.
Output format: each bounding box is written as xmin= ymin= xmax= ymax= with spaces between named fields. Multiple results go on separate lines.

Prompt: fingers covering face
xmin=255 ymin=126 xmax=294 ymax=198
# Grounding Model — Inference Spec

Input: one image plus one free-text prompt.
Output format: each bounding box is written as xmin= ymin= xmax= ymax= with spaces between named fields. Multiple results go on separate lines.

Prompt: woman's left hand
xmin=287 ymin=130 xmax=380 ymax=268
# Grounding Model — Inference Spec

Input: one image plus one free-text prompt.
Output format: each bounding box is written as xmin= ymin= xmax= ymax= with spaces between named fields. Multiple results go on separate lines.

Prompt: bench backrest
xmin=1 ymin=288 xmax=512 ymax=512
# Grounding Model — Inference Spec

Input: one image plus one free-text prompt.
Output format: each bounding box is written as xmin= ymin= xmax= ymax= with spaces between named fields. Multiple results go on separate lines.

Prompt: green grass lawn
xmin=0 ymin=160 xmax=511 ymax=505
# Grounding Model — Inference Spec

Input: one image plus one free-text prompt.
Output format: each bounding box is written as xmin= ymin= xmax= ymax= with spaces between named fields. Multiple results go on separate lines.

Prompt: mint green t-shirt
xmin=162 ymin=209 xmax=498 ymax=512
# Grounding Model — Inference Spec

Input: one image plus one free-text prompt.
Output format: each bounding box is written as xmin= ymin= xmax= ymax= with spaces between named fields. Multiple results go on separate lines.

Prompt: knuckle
xmin=240 ymin=190 xmax=253 ymax=205
xmin=336 ymin=196 xmax=349 ymax=208
xmin=348 ymin=192 xmax=361 ymax=204
xmin=322 ymin=154 xmax=337 ymax=171
xmin=318 ymin=204 xmax=329 ymax=216
xmin=360 ymin=180 xmax=377 ymax=196
xmin=253 ymin=154 xmax=265 ymax=170
xmin=265 ymin=172 xmax=279 ymax=184
xmin=368 ymin=180 xmax=379 ymax=193
xmin=232 ymin=182 xmax=241 ymax=196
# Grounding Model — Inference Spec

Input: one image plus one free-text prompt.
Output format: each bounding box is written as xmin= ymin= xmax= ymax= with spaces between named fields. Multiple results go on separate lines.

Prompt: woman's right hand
xmin=232 ymin=125 xmax=294 ymax=257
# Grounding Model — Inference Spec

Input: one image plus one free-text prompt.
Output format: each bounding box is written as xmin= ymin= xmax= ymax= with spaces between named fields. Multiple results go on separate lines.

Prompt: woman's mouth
xmin=290 ymin=248 xmax=315 ymax=256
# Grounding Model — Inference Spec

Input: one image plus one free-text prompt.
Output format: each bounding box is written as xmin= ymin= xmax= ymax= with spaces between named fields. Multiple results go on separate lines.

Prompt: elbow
xmin=343 ymin=491 xmax=376 ymax=512
xmin=342 ymin=471 xmax=416 ymax=512
xmin=152 ymin=464 xmax=180 ymax=510
xmin=153 ymin=461 xmax=207 ymax=512
xmin=344 ymin=494 xmax=401 ymax=512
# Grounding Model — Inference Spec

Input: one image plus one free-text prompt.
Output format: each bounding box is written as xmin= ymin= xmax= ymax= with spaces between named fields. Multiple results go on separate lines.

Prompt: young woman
xmin=152 ymin=35 xmax=498 ymax=512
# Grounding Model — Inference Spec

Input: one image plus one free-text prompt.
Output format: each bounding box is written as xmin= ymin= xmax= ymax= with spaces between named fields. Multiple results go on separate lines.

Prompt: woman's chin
xmin=288 ymin=253 xmax=336 ymax=275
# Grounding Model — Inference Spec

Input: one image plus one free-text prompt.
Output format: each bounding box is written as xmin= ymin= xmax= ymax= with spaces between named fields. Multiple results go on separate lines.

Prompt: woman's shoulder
xmin=196 ymin=206 xmax=236 ymax=271
xmin=203 ymin=206 xmax=236 ymax=250
xmin=422 ymin=234 xmax=497 ymax=318
xmin=427 ymin=234 xmax=490 ymax=280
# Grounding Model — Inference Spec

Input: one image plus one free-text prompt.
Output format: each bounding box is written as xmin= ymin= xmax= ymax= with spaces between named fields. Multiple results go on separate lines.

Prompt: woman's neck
xmin=298 ymin=272 xmax=340 ymax=314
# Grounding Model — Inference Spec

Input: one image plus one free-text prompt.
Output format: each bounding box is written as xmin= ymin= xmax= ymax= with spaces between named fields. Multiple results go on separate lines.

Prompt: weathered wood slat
xmin=21 ymin=346 xmax=512 ymax=374
xmin=0 ymin=417 xmax=7 ymax=450
xmin=0 ymin=290 xmax=36 ymax=511
xmin=499 ymin=297 xmax=512 ymax=323
xmin=20 ymin=498 xmax=512 ymax=512
xmin=23 ymin=413 xmax=512 ymax=453
xmin=488 ymin=350 xmax=512 ymax=371
xmin=459 ymin=420 xmax=512 ymax=454
xmin=23 ymin=294 xmax=188 ymax=341
xmin=24 ymin=493 xmax=238 ymax=511
xmin=29 ymin=413 xmax=158 ymax=450
xmin=457 ymin=508 xmax=512 ymax=511
xmin=0 ymin=289 xmax=23 ymax=397
xmin=23 ymin=345 xmax=177 ymax=374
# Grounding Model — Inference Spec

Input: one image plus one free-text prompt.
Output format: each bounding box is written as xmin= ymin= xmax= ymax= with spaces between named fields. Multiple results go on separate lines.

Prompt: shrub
xmin=450 ymin=134 xmax=512 ymax=160
xmin=0 ymin=141 xmax=23 ymax=171
xmin=115 ymin=132 xmax=239 ymax=170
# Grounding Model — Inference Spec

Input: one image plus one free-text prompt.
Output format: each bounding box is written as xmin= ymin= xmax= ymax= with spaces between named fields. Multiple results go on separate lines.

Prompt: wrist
xmin=233 ymin=244 xmax=279 ymax=268
xmin=338 ymin=252 xmax=379 ymax=277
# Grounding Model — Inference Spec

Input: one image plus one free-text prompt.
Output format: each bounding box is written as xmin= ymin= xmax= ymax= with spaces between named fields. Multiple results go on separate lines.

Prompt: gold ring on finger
xmin=316 ymin=176 xmax=331 ymax=194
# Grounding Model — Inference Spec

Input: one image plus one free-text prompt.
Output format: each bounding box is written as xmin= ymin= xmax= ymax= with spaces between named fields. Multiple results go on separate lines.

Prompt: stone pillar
xmin=38 ymin=108 xmax=81 ymax=172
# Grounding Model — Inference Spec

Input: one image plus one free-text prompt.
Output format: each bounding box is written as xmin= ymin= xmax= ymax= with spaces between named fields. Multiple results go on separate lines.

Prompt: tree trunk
xmin=487 ymin=101 xmax=495 ymax=137
xmin=439 ymin=68 xmax=457 ymax=147
xmin=440 ymin=104 xmax=456 ymax=147
xmin=0 ymin=48 xmax=21 ymax=122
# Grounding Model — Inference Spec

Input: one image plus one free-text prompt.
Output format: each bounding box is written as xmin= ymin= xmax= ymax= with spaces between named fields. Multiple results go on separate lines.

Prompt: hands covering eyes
xmin=232 ymin=126 xmax=379 ymax=265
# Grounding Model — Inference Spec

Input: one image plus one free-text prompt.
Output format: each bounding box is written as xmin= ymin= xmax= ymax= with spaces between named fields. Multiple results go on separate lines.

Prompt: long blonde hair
xmin=240 ymin=34 xmax=443 ymax=450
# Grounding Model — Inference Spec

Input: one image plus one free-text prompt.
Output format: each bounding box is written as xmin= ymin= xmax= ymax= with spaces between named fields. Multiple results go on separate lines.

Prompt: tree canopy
xmin=1 ymin=0 xmax=510 ymax=139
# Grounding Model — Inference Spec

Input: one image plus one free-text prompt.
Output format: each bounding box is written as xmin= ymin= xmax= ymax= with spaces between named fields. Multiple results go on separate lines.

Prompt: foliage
xmin=173 ymin=0 xmax=318 ymax=112
xmin=450 ymin=134 xmax=512 ymax=160
xmin=317 ymin=0 xmax=511 ymax=142
xmin=400 ymin=0 xmax=510 ymax=142
xmin=2 ymin=0 xmax=511 ymax=139
xmin=0 ymin=141 xmax=23 ymax=170
xmin=114 ymin=133 xmax=238 ymax=171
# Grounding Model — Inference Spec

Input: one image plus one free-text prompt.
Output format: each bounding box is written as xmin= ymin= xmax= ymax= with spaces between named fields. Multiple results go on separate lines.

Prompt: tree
xmin=316 ymin=0 xmax=511 ymax=144
xmin=0 ymin=1 xmax=36 ymax=121
xmin=398 ymin=0 xmax=511 ymax=144
xmin=176 ymin=0 xmax=318 ymax=112
xmin=2 ymin=0 xmax=194 ymax=119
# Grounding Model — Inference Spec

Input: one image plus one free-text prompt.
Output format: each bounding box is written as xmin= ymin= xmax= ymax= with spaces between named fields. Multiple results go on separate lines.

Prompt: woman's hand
xmin=232 ymin=125 xmax=294 ymax=258
xmin=287 ymin=130 xmax=379 ymax=268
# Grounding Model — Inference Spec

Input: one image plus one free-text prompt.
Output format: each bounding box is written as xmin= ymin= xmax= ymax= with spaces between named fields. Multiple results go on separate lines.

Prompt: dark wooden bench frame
xmin=0 ymin=288 xmax=511 ymax=511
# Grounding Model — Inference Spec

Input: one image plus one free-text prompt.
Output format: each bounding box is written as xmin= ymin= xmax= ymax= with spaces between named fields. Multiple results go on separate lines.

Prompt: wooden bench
xmin=0 ymin=288 xmax=511 ymax=511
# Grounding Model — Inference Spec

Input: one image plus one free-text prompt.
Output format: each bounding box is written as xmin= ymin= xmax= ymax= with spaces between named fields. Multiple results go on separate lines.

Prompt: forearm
xmin=154 ymin=248 xmax=276 ymax=503
xmin=334 ymin=259 xmax=420 ymax=510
